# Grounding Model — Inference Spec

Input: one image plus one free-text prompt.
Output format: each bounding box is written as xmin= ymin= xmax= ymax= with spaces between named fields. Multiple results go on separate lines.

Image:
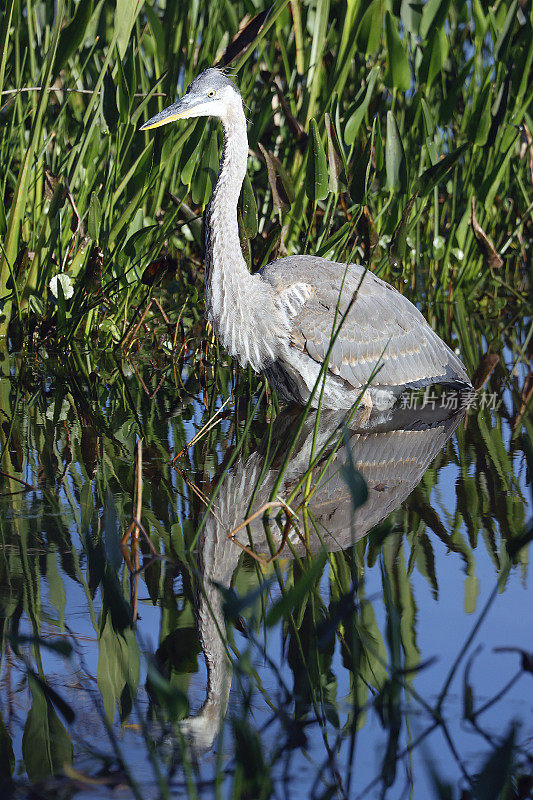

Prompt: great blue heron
xmin=141 ymin=69 xmax=471 ymax=411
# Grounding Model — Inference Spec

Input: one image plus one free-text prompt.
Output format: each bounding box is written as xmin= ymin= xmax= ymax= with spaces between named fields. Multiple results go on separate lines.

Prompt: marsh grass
xmin=0 ymin=0 xmax=530 ymax=365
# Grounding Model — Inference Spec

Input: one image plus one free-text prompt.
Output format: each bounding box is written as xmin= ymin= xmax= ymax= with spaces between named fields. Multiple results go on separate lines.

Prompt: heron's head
xmin=140 ymin=69 xmax=242 ymax=130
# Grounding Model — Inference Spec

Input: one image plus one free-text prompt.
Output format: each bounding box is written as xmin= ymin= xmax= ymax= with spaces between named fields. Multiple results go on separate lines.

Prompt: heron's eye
xmin=207 ymin=90 xmax=215 ymax=98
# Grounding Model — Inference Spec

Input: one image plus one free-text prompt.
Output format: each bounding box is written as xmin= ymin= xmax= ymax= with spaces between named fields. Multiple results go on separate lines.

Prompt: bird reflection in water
xmin=167 ymin=403 xmax=466 ymax=755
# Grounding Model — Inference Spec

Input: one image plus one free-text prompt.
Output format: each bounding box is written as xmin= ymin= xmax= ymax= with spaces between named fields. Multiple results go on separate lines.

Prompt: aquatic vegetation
xmin=0 ymin=0 xmax=530 ymax=361
xmin=0 ymin=1 xmax=531 ymax=798
xmin=0 ymin=346 xmax=531 ymax=798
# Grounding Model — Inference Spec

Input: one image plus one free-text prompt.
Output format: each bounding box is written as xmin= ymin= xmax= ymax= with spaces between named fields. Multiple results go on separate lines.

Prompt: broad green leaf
xmin=356 ymin=0 xmax=383 ymax=55
xmin=115 ymin=0 xmax=143 ymax=59
xmin=400 ymin=0 xmax=423 ymax=35
xmin=22 ymin=679 xmax=73 ymax=782
xmin=266 ymin=551 xmax=327 ymax=627
xmin=97 ymin=615 xmax=140 ymax=723
xmin=112 ymin=140 xmax=154 ymax=203
xmin=344 ymin=66 xmax=379 ymax=145
xmin=384 ymin=11 xmax=411 ymax=92
xmin=28 ymin=672 xmax=75 ymax=725
xmin=479 ymin=136 xmax=516 ymax=209
xmin=123 ymin=36 xmax=137 ymax=100
xmin=146 ymin=662 xmax=188 ymax=718
xmin=485 ymin=71 xmax=511 ymax=148
xmin=415 ymin=533 xmax=438 ymax=598
xmin=385 ymin=111 xmax=407 ymax=193
xmin=46 ymin=549 xmax=66 ymax=630
xmin=374 ymin=112 xmax=384 ymax=172
xmin=103 ymin=488 xmax=122 ymax=570
xmin=305 ymin=118 xmax=329 ymax=204
xmin=80 ymin=482 xmax=93 ymax=536
xmin=143 ymin=4 xmax=165 ymax=71
xmin=108 ymin=187 xmax=143 ymax=245
xmin=306 ymin=0 xmax=330 ymax=121
xmin=419 ymin=0 xmax=451 ymax=40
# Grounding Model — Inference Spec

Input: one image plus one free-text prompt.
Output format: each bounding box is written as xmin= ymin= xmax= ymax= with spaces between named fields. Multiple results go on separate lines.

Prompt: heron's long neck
xmin=204 ymin=106 xmax=282 ymax=370
xmin=205 ymin=109 xmax=248 ymax=289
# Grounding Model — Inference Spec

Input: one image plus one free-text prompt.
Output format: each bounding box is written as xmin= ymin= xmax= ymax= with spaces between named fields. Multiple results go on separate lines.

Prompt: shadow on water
xmin=0 ymin=347 xmax=531 ymax=799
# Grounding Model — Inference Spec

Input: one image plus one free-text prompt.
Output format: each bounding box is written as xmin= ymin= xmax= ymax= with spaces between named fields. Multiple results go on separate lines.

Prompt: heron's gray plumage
xmin=141 ymin=69 xmax=472 ymax=409
xmin=262 ymin=256 xmax=470 ymax=405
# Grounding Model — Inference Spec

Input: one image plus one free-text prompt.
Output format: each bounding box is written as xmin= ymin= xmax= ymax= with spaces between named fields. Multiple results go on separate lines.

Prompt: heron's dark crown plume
xmin=186 ymin=68 xmax=239 ymax=96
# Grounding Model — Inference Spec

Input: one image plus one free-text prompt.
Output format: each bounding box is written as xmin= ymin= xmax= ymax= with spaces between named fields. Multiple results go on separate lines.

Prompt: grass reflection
xmin=0 ymin=347 xmax=530 ymax=799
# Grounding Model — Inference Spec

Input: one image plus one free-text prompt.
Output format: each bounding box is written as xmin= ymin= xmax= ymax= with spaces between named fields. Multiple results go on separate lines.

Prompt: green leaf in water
xmin=22 ymin=677 xmax=73 ymax=782
xmin=266 ymin=551 xmax=327 ymax=627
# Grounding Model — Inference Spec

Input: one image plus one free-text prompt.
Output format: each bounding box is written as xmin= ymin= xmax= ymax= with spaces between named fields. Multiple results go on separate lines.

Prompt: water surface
xmin=0 ymin=348 xmax=531 ymax=799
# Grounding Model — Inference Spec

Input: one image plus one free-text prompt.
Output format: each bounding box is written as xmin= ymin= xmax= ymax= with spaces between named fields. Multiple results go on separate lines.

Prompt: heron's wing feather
xmin=261 ymin=256 xmax=470 ymax=389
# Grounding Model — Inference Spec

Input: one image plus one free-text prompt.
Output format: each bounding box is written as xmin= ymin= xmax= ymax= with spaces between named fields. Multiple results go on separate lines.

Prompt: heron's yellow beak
xmin=140 ymin=112 xmax=183 ymax=130
xmin=139 ymin=99 xmax=189 ymax=130
xmin=139 ymin=93 xmax=214 ymax=130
